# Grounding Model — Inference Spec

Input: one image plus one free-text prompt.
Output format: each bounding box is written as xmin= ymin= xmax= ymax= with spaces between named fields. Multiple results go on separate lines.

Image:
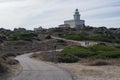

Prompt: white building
xmin=59 ymin=9 xmax=85 ymax=28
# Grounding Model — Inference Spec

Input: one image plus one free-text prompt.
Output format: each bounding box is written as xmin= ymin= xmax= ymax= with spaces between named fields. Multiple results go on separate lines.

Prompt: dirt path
xmin=52 ymin=36 xmax=98 ymax=46
xmin=12 ymin=53 xmax=74 ymax=80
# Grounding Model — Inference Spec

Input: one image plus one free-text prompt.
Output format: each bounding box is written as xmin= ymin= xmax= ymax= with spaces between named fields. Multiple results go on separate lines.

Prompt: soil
xmin=56 ymin=60 xmax=120 ymax=80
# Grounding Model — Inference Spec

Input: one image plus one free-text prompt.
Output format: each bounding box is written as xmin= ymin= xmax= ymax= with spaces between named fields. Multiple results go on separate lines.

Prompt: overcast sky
xmin=0 ymin=0 xmax=120 ymax=30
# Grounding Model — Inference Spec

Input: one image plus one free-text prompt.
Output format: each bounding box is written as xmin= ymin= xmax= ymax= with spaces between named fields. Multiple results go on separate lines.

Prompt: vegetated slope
xmin=0 ymin=28 xmax=44 ymax=56
xmin=0 ymin=28 xmax=39 ymax=42
xmin=46 ymin=26 xmax=120 ymax=43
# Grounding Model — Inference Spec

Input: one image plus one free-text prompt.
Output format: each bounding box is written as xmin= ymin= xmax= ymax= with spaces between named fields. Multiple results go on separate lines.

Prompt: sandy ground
xmin=56 ymin=63 xmax=120 ymax=80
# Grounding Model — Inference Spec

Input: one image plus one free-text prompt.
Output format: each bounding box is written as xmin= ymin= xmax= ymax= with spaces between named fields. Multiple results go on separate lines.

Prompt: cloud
xmin=86 ymin=16 xmax=120 ymax=28
xmin=0 ymin=0 xmax=119 ymax=29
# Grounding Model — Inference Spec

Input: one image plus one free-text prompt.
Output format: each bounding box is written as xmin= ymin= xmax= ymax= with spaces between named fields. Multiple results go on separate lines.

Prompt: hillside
xmin=0 ymin=26 xmax=120 ymax=80
xmin=0 ymin=26 xmax=120 ymax=58
xmin=46 ymin=26 xmax=120 ymax=44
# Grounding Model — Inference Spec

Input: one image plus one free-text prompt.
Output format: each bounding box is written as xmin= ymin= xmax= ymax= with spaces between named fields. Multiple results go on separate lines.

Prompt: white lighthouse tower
xmin=74 ymin=9 xmax=80 ymax=21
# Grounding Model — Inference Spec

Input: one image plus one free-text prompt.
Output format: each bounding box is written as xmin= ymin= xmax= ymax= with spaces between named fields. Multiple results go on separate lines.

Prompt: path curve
xmin=12 ymin=53 xmax=74 ymax=80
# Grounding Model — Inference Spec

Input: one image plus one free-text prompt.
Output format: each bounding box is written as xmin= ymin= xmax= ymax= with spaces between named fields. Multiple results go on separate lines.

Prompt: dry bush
xmin=30 ymin=53 xmax=38 ymax=58
xmin=5 ymin=53 xmax=17 ymax=57
xmin=0 ymin=62 xmax=8 ymax=74
xmin=88 ymin=60 xmax=110 ymax=66
xmin=31 ymin=51 xmax=58 ymax=62
xmin=5 ymin=58 xmax=19 ymax=65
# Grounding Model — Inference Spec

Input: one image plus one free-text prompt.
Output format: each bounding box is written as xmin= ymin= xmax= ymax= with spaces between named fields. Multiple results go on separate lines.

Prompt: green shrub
xmin=58 ymin=44 xmax=120 ymax=63
xmin=57 ymin=53 xmax=79 ymax=63
xmin=61 ymin=46 xmax=96 ymax=58
xmin=88 ymin=44 xmax=115 ymax=52
xmin=97 ymin=51 xmax=120 ymax=59
xmin=57 ymin=40 xmax=66 ymax=43
xmin=8 ymin=32 xmax=37 ymax=41
xmin=45 ymin=35 xmax=51 ymax=39
xmin=64 ymin=33 xmax=89 ymax=41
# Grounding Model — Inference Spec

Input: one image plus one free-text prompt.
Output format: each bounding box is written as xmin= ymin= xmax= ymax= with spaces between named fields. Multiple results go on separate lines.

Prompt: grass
xmin=57 ymin=44 xmax=120 ymax=63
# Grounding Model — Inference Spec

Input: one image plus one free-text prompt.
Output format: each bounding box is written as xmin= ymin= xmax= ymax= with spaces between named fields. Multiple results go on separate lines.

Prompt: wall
xmin=64 ymin=20 xmax=75 ymax=28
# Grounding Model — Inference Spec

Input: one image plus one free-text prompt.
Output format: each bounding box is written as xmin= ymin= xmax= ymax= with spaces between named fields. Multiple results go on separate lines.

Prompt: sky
xmin=0 ymin=0 xmax=120 ymax=30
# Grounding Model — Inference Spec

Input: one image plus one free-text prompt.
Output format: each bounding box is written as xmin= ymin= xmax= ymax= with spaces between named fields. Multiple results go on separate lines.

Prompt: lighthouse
xmin=59 ymin=9 xmax=85 ymax=28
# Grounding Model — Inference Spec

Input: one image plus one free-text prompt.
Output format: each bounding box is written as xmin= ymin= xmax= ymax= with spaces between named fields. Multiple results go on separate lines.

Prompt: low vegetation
xmin=8 ymin=31 xmax=38 ymax=41
xmin=0 ymin=28 xmax=38 ymax=42
xmin=31 ymin=43 xmax=120 ymax=63
xmin=62 ymin=32 xmax=120 ymax=43
xmin=46 ymin=27 xmax=120 ymax=43
xmin=57 ymin=44 xmax=120 ymax=63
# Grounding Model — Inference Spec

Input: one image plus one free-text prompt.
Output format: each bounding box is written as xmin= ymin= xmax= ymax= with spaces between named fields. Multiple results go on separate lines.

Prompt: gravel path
xmin=12 ymin=53 xmax=74 ymax=80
